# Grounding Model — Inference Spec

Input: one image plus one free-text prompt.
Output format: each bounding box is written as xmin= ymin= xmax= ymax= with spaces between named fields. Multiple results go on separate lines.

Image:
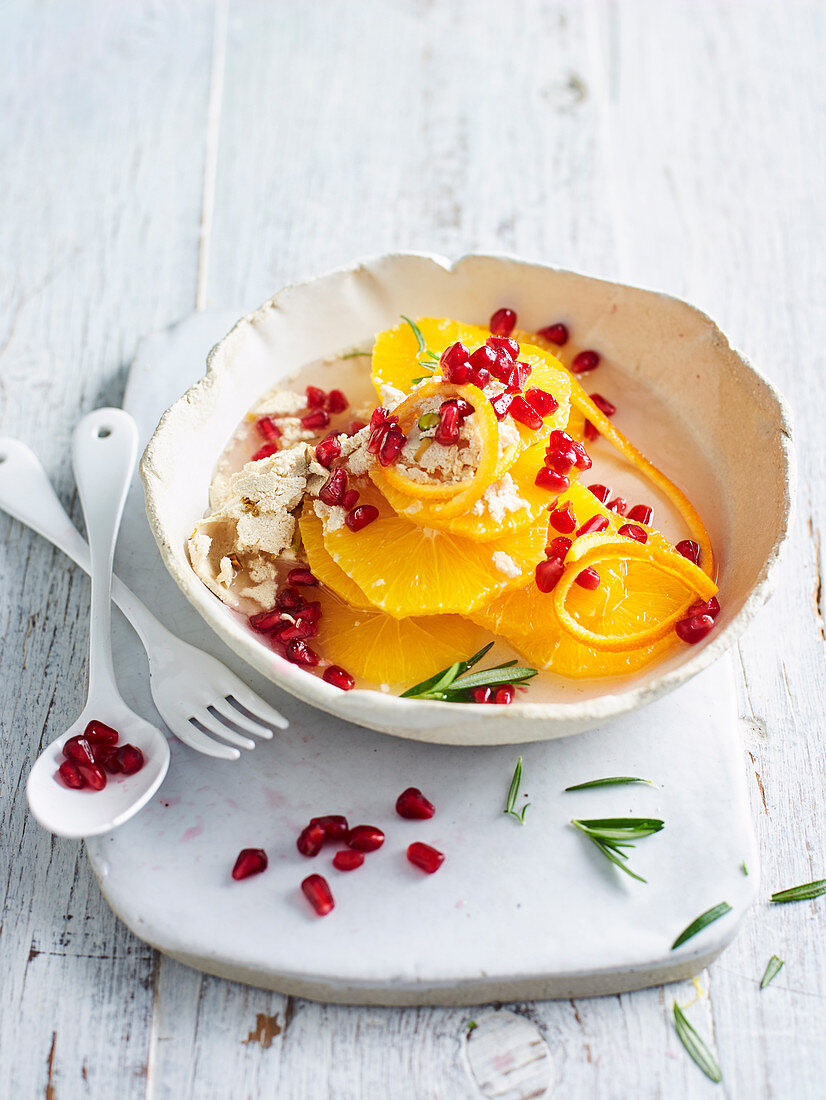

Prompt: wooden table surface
xmin=1 ymin=2 xmax=823 ymax=1097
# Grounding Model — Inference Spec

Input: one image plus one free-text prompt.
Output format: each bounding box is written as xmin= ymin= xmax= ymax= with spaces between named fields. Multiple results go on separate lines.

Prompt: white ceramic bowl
xmin=141 ymin=252 xmax=793 ymax=744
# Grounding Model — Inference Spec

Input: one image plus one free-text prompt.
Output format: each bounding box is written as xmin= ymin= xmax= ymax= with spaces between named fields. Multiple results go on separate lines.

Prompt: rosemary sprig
xmin=760 ymin=955 xmax=784 ymax=989
xmin=504 ymin=756 xmax=530 ymax=824
xmin=770 ymin=878 xmax=826 ymax=903
xmin=440 ymin=666 xmax=536 ymax=693
xmin=401 ymin=643 xmax=494 ymax=698
xmin=741 ymin=861 xmax=749 ymax=876
xmin=671 ymin=902 xmax=732 ymax=950
xmin=673 ymin=1002 xmax=723 ymax=1084
xmin=565 ymin=776 xmax=655 ymax=791
xmin=401 ymin=644 xmax=537 ymax=701
xmin=401 ymin=315 xmax=441 ymax=371
xmin=570 ymin=817 xmax=664 ymax=883
xmin=341 ymin=349 xmax=371 ymax=359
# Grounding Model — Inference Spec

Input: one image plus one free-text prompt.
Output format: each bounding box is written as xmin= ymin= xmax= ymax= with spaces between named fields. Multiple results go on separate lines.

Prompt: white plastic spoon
xmin=26 ymin=409 xmax=170 ymax=838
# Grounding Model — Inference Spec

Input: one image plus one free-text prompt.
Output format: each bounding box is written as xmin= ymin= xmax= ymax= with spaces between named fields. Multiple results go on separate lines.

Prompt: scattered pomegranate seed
xmin=94 ymin=745 xmax=121 ymax=774
xmin=493 ymin=685 xmax=515 ymax=705
xmin=587 ymin=483 xmax=611 ymax=503
xmin=535 ymin=557 xmax=565 ymax=592
xmin=326 ymin=389 xmax=348 ymax=413
xmin=83 ymin=720 xmax=119 ymax=745
xmin=297 ymin=822 xmax=327 ymax=857
xmin=58 ymin=760 xmax=84 ymax=789
xmin=306 ymin=385 xmax=326 ymax=408
xmin=535 ymin=467 xmax=570 ymax=492
xmin=546 ymin=536 xmax=573 ymax=559
xmin=345 ymin=505 xmax=379 ymax=532
xmin=285 ymin=639 xmax=320 ymax=667
xmin=333 ymin=850 xmax=364 ymax=871
xmin=550 ymin=503 xmax=577 ymax=534
xmin=407 ymin=842 xmax=445 ymax=874
xmin=349 ymin=419 xmax=366 ymax=435
xmin=302 ymin=874 xmax=335 ymax=915
xmin=689 ymin=596 xmax=721 ymax=619
xmin=249 ymin=607 xmax=286 ymax=633
xmin=288 ymin=568 xmax=318 ymax=587
xmin=435 ymin=404 xmax=461 ymax=445
xmin=606 ymin=497 xmax=628 ymax=515
xmin=379 ymin=428 xmax=406 ymax=467
xmin=619 ymin=523 xmax=648 ymax=544
xmin=323 ymin=665 xmax=355 ymax=690
xmin=490 ymin=392 xmax=513 ymax=420
xmin=396 ymin=787 xmax=436 ymax=819
xmin=315 ymin=434 xmax=342 ymax=468
xmin=347 ymin=825 xmax=385 ymax=852
xmin=571 ymin=350 xmax=600 ymax=373
xmin=232 ymin=848 xmax=268 ymax=880
xmin=590 ymin=393 xmax=616 ymax=417
xmin=626 ymin=504 xmax=653 ymax=524
xmin=675 ymin=540 xmax=701 ymax=565
xmin=675 ymin=614 xmax=715 ymax=644
xmin=470 ymin=686 xmax=493 ymax=703
xmin=76 ymin=762 xmax=107 ymax=790
xmin=301 ymin=409 xmax=331 ymax=430
xmin=570 ymin=441 xmax=592 ymax=471
xmin=524 ymin=388 xmax=559 ymax=417
xmin=279 ymin=614 xmax=319 ymax=642
xmin=256 ymin=415 xmax=282 ymax=443
xmin=319 ymin=467 xmax=347 ymax=506
xmin=310 ymin=815 xmax=349 ymax=842
xmin=63 ymin=735 xmax=96 ymax=766
xmin=250 ymin=443 xmax=278 ymax=462
xmin=277 ymin=587 xmax=304 ymax=611
xmin=578 ymin=515 xmax=610 ymax=536
xmin=575 ymin=567 xmax=601 ymax=590
xmin=537 ymin=322 xmax=569 ymax=346
xmin=116 ymin=744 xmax=144 ymax=775
xmin=489 ymin=307 xmax=517 ymax=336
xmin=486 ymin=335 xmax=519 ymax=359
xmin=340 ymin=489 xmax=359 ymax=511
xmin=509 ymin=395 xmax=543 ymax=431
xmin=584 ymin=420 xmax=599 ymax=442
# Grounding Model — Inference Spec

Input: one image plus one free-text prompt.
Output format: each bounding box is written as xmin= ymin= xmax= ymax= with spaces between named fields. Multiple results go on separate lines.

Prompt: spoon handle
xmin=71 ymin=409 xmax=139 ymax=699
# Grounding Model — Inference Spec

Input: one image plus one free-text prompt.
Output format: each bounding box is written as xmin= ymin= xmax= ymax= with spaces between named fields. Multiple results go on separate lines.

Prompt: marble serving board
xmin=85 ymin=310 xmax=758 ymax=1005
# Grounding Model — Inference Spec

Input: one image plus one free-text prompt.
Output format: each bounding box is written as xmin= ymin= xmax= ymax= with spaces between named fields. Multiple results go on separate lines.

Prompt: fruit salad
xmin=187 ymin=310 xmax=720 ymax=700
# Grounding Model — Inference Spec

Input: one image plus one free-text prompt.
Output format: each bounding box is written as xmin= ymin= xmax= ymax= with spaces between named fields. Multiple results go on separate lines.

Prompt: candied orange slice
xmin=313 ymin=587 xmax=486 ymax=686
xmin=320 ymin=481 xmax=547 ymax=617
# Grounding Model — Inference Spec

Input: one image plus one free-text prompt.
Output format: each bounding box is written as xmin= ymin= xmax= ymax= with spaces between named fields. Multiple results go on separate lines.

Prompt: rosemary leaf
xmin=401 ymin=315 xmax=427 ymax=354
xmin=741 ymin=861 xmax=749 ymax=876
xmin=570 ymin=818 xmax=663 ymax=882
xmin=340 ymin=349 xmax=370 ymax=359
xmin=671 ymin=902 xmax=732 ymax=950
xmin=504 ymin=756 xmax=530 ymax=824
xmin=441 ymin=666 xmax=538 ymax=693
xmin=565 ymin=776 xmax=655 ymax=791
xmin=410 ymin=375 xmax=431 ymax=384
xmin=760 ymin=955 xmax=784 ymax=989
xmin=400 ymin=643 xmax=494 ymax=699
xmin=673 ymin=1002 xmax=723 ymax=1084
xmin=590 ymin=838 xmax=647 ymax=883
xmin=770 ymin=878 xmax=826 ymax=903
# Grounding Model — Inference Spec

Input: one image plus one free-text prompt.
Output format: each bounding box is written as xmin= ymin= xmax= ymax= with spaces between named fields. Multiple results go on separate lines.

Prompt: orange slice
xmin=298 ymin=501 xmax=373 ymax=610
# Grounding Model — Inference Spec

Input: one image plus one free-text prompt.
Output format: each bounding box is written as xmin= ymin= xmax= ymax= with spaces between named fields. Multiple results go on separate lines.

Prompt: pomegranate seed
xmin=505 ymin=361 xmax=532 ymax=392
xmin=340 ymin=488 xmax=359 ymax=510
xmin=689 ymin=596 xmax=721 ymax=620
xmin=297 ymin=822 xmax=326 ymax=857
xmin=435 ymin=404 xmax=461 ymax=445
xmin=535 ymin=467 xmax=570 ymax=492
xmin=315 ymin=434 xmax=342 ymax=468
xmin=83 ymin=719 xmax=119 ymax=745
xmin=544 ymin=449 xmax=574 ymax=476
xmin=345 ymin=505 xmax=379 ymax=532
xmin=524 ymin=388 xmax=559 ymax=417
xmin=310 ymin=815 xmax=349 ymax=842
xmin=509 ymin=395 xmax=543 ymax=430
xmin=232 ymin=848 xmax=268 ymax=880
xmin=379 ymin=427 xmax=406 ymax=467
xmin=537 ymin=322 xmax=569 ymax=346
xmin=326 ymin=388 xmax=348 ymax=413
xmin=94 ymin=745 xmax=121 ymax=774
xmin=577 ymin=515 xmax=610 ymax=536
xmin=468 ymin=344 xmax=497 ymax=375
xmin=301 ymin=409 xmax=330 ymax=431
xmin=470 ymin=686 xmax=493 ymax=703
xmin=575 ymin=567 xmax=601 ymax=590
xmin=493 ymin=685 xmax=515 ymax=705
xmin=256 ymin=415 xmax=282 ymax=443
xmin=535 ymin=557 xmax=565 ymax=592
xmin=546 ymin=536 xmax=573 ymax=559
xmin=349 ymin=419 xmax=366 ymax=435
xmin=571 ymin=350 xmax=601 ymax=373
xmin=488 ymin=346 xmax=515 ymax=381
xmin=319 ymin=467 xmax=347 ymax=506
xmin=550 ymin=503 xmax=577 ymax=534
xmin=486 ymin=335 xmax=519 ymax=360
xmin=570 ymin=441 xmax=592 ymax=471
xmin=370 ymin=406 xmax=389 ymax=431
xmin=288 ymin=568 xmax=318 ymax=587
xmin=279 ymin=616 xmax=319 ymax=643
xmin=367 ymin=414 xmax=398 ymax=454
xmin=606 ymin=497 xmax=628 ymax=515
xmin=58 ymin=760 xmax=84 ymax=789
xmin=323 ymin=665 xmax=355 ymax=690
xmin=407 ymin=842 xmax=445 ymax=874
xmin=549 ymin=429 xmax=575 ymax=452
xmin=116 ymin=744 xmax=144 ymax=775
xmin=249 ymin=607 xmax=286 ymax=633
xmin=676 ymin=540 xmax=701 ymax=565
xmin=277 ymin=587 xmax=305 ymax=610
xmin=587 ymin=483 xmax=611 ymax=503
xmin=490 ymin=392 xmax=513 ymax=420
xmin=306 ymin=385 xmax=326 ymax=408
xmin=619 ymin=523 xmax=648 ymax=544
xmin=584 ymin=420 xmax=599 ymax=442
xmin=250 ymin=443 xmax=278 ymax=462
xmin=76 ymin=762 xmax=106 ymax=790
xmin=301 ymin=874 xmax=334 ymax=916
xmin=63 ymin=735 xmax=96 ymax=766
xmin=489 ymin=307 xmax=517 ymax=336
xmin=441 ymin=397 xmax=473 ymax=420
xmin=626 ymin=504 xmax=652 ymax=525
xmin=333 ymin=850 xmax=364 ymax=871
xmin=347 ymin=825 xmax=385 ymax=852
xmin=285 ymin=639 xmax=320 ymax=667
xmin=675 ymin=614 xmax=715 ymax=644
xmin=590 ymin=393 xmax=616 ymax=417
xmin=396 ymin=787 xmax=435 ymax=819
xmin=440 ymin=341 xmax=470 ymax=376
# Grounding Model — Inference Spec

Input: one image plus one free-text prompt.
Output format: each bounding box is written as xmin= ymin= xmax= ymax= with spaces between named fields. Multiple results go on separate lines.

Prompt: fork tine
xmin=190 ymin=709 xmax=256 ymax=751
xmin=213 ymin=704 xmax=274 ymax=739
xmin=225 ymin=685 xmax=289 ymax=730
xmin=164 ymin=714 xmax=241 ymax=760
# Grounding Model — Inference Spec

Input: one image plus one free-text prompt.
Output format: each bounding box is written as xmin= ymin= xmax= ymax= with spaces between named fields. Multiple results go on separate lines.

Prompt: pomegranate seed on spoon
xmin=675 ymin=614 xmax=715 ymax=644
xmin=407 ymin=842 xmax=445 ymax=874
xmin=63 ymin=735 xmax=96 ymax=766
xmin=115 ymin=744 xmax=144 ymax=775
xmin=76 ymin=762 xmax=107 ymax=790
xmin=58 ymin=761 xmax=85 ymax=789
xmin=333 ymin=850 xmax=364 ymax=871
xmin=232 ymin=848 xmax=268 ymax=881
xmin=302 ymin=874 xmax=335 ymax=916
xmin=537 ymin=322 xmax=569 ymax=345
xmin=571 ymin=350 xmax=600 ymax=373
xmin=396 ymin=787 xmax=435 ymax=819
xmin=489 ymin=307 xmax=517 ymax=336
xmin=347 ymin=825 xmax=385 ymax=852
xmin=83 ymin=719 xmax=119 ymax=745
xmin=323 ymin=665 xmax=355 ymax=690
xmin=675 ymin=539 xmax=701 ymax=565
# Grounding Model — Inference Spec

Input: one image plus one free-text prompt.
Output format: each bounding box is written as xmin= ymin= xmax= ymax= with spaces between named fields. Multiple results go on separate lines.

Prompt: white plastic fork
xmin=0 ymin=435 xmax=288 ymax=759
